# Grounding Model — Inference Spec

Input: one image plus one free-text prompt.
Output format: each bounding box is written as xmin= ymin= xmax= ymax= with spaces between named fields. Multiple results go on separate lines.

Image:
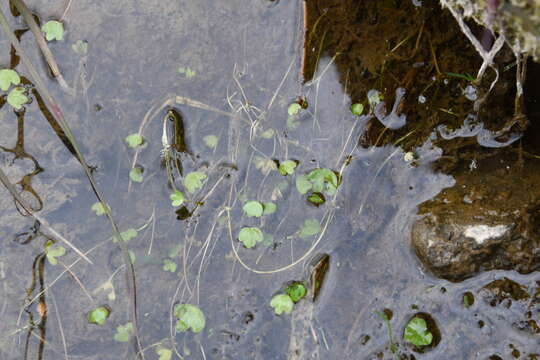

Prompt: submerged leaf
xmin=114 ymin=322 xmax=133 ymax=342
xmin=174 ymin=304 xmax=206 ymax=333
xmin=163 ymin=259 xmax=177 ymax=273
xmin=72 ymin=40 xmax=88 ymax=55
xmin=125 ymin=133 xmax=143 ymax=148
xmin=238 ymin=227 xmax=264 ymax=248
xmin=87 ymin=306 xmax=110 ymax=326
xmin=262 ymin=202 xmax=277 ymax=215
xmin=129 ymin=167 xmax=144 ymax=183
xmin=118 ymin=228 xmax=137 ymax=243
xmin=270 ymin=294 xmax=294 ymax=315
xmin=0 ymin=69 xmax=20 ymax=91
xmin=279 ymin=160 xmax=297 ymax=176
xmin=404 ymin=317 xmax=433 ymax=347
xmin=184 ymin=171 xmax=207 ymax=193
xmin=243 ymin=201 xmax=264 ymax=217
xmin=203 ymin=135 xmax=218 ymax=149
xmin=156 ymin=348 xmax=173 ymax=360
xmin=41 ymin=20 xmax=64 ymax=41
xmin=7 ymin=87 xmax=28 ymax=110
xmin=91 ymin=202 xmax=107 ymax=216
xmin=295 ymin=174 xmax=312 ymax=194
xmin=299 ymin=219 xmax=321 ymax=239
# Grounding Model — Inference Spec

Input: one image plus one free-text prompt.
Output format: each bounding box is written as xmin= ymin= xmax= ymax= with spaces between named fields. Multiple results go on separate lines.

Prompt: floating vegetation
xmin=403 ymin=316 xmax=433 ymax=347
xmin=174 ymin=304 xmax=206 ymax=333
xmin=270 ymin=294 xmax=294 ymax=315
xmin=87 ymin=306 xmax=111 ymax=326
xmin=44 ymin=240 xmax=66 ymax=265
xmin=41 ymin=20 xmax=64 ymax=41
xmin=0 ymin=68 xmax=20 ymax=91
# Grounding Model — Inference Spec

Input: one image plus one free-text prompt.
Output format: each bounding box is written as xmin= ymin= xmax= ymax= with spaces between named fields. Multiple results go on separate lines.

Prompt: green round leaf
xmin=270 ymin=294 xmax=294 ymax=315
xmin=174 ymin=304 xmax=206 ymax=333
xmin=125 ymin=133 xmax=143 ymax=148
xmin=295 ymin=174 xmax=312 ymax=194
xmin=87 ymin=306 xmax=110 ymax=325
xmin=351 ymin=103 xmax=364 ymax=116
xmin=42 ymin=20 xmax=64 ymax=41
xmin=287 ymin=103 xmax=302 ymax=116
xmin=0 ymin=69 xmax=20 ymax=91
xmin=404 ymin=317 xmax=433 ymax=347
xmin=285 ymin=283 xmax=307 ymax=303
xmin=279 ymin=160 xmax=297 ymax=176
xmin=45 ymin=241 xmax=65 ymax=265
xmin=156 ymin=348 xmax=173 ymax=360
xmin=129 ymin=167 xmax=144 ymax=183
xmin=163 ymin=259 xmax=177 ymax=273
xmin=119 ymin=228 xmax=138 ymax=243
xmin=91 ymin=201 xmax=107 ymax=216
xmin=243 ymin=201 xmax=264 ymax=217
xmin=170 ymin=190 xmax=185 ymax=207
xmin=184 ymin=171 xmax=207 ymax=193
xmin=7 ymin=87 xmax=28 ymax=110
xmin=238 ymin=227 xmax=264 ymax=248
xmin=262 ymin=202 xmax=277 ymax=215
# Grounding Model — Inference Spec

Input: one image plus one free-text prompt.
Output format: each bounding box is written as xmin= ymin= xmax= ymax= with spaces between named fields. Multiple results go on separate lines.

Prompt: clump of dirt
xmin=304 ymin=0 xmax=523 ymax=161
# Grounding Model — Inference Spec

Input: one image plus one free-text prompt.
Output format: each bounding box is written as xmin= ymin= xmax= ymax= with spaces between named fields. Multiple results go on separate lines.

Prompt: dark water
xmin=0 ymin=0 xmax=538 ymax=359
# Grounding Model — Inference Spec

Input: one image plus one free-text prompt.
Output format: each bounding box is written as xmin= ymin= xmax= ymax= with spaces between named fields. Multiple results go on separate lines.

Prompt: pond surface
xmin=0 ymin=0 xmax=539 ymax=359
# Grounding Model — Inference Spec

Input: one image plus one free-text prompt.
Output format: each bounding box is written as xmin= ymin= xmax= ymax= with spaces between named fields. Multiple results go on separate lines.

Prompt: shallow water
xmin=0 ymin=0 xmax=539 ymax=359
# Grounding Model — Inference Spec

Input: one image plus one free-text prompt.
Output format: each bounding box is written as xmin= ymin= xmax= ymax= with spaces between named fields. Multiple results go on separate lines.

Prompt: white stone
xmin=464 ymin=225 xmax=509 ymax=244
